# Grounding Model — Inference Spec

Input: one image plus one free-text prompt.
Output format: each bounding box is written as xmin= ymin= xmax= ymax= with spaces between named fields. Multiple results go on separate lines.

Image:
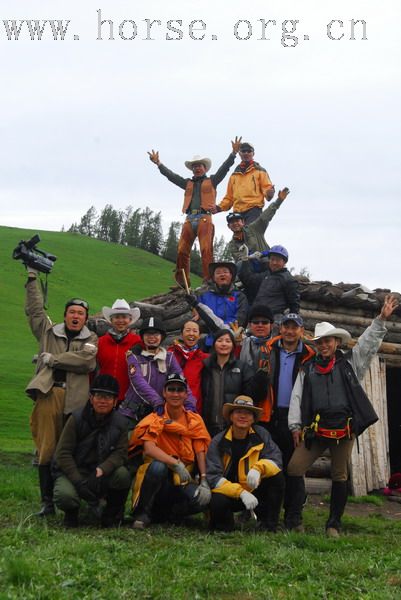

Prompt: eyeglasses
xmin=250 ymin=319 xmax=270 ymax=325
xmin=165 ymin=386 xmax=186 ymax=393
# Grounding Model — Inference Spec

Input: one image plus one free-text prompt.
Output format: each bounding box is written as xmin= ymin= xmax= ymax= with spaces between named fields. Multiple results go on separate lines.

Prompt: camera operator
xmin=25 ymin=268 xmax=98 ymax=516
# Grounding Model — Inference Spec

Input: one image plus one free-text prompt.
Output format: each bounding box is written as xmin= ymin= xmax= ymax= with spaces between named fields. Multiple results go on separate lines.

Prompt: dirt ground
xmin=308 ymin=493 xmax=401 ymax=520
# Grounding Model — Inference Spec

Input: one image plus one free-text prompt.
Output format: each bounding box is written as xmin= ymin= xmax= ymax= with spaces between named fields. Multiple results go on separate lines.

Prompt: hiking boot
xmin=132 ymin=513 xmax=152 ymax=530
xmin=63 ymin=509 xmax=79 ymax=528
xmin=326 ymin=527 xmax=340 ymax=539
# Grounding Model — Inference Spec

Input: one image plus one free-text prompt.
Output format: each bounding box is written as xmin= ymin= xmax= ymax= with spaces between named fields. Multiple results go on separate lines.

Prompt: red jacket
xmin=168 ymin=340 xmax=209 ymax=413
xmin=97 ymin=331 xmax=142 ymax=403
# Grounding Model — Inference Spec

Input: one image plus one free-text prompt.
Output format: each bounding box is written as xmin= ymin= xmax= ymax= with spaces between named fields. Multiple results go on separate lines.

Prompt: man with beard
xmin=24 ymin=269 xmax=97 ymax=516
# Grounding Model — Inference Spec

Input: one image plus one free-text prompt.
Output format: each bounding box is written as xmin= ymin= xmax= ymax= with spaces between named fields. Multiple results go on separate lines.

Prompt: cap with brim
xmin=226 ymin=212 xmax=244 ymax=224
xmin=103 ymin=299 xmax=140 ymax=323
xmin=281 ymin=313 xmax=304 ymax=327
xmin=311 ymin=321 xmax=351 ymax=344
xmin=208 ymin=261 xmax=237 ymax=279
xmin=239 ymin=143 xmax=254 ymax=152
xmin=164 ymin=372 xmax=188 ymax=389
xmin=184 ymin=155 xmax=212 ymax=172
xmin=222 ymin=395 xmax=262 ymax=421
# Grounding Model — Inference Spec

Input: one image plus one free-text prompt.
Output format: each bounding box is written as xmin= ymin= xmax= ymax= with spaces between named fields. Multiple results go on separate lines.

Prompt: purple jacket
xmin=119 ymin=349 xmax=197 ymax=420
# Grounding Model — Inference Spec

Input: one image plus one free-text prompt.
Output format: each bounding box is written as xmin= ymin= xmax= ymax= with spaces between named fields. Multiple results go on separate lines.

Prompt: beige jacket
xmin=25 ymin=278 xmax=98 ymax=413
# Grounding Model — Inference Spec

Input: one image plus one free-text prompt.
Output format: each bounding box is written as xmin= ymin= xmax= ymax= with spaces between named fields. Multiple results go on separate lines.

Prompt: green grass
xmin=1 ymin=226 xmax=401 ymax=599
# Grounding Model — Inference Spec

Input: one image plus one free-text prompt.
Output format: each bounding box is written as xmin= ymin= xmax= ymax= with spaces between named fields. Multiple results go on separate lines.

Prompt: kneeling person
xmin=53 ymin=375 xmax=131 ymax=527
xmin=206 ymin=396 xmax=284 ymax=532
xmin=129 ymin=373 xmax=211 ymax=529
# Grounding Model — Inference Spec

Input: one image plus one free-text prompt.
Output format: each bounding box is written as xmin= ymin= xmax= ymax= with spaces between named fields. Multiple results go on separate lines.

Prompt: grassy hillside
xmin=0 ymin=225 xmax=200 ymax=451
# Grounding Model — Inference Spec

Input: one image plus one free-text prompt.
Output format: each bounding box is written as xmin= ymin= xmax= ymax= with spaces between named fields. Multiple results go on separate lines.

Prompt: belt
xmin=53 ymin=382 xmax=66 ymax=389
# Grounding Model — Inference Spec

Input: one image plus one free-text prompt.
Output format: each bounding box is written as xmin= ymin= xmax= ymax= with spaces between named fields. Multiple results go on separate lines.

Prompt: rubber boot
xmin=326 ymin=481 xmax=348 ymax=536
xmin=101 ymin=488 xmax=130 ymax=528
xmin=63 ymin=509 xmax=79 ymax=528
xmin=284 ymin=475 xmax=306 ymax=531
xmin=36 ymin=465 xmax=55 ymax=517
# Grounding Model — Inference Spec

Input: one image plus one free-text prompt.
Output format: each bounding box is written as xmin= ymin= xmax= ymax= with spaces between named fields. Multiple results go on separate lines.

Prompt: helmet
xmin=139 ymin=316 xmax=166 ymax=338
xmin=268 ymin=245 xmax=289 ymax=263
xmin=90 ymin=374 xmax=119 ymax=397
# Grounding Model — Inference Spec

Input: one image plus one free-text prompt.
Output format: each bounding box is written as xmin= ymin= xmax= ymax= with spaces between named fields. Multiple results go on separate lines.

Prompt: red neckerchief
xmin=315 ymin=355 xmax=336 ymax=375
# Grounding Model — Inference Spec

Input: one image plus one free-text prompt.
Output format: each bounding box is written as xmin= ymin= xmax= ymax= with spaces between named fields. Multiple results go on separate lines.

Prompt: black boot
xmin=63 ymin=509 xmax=79 ymax=528
xmin=326 ymin=481 xmax=348 ymax=537
xmin=101 ymin=488 xmax=130 ymax=528
xmin=36 ymin=465 xmax=55 ymax=517
xmin=284 ymin=475 xmax=306 ymax=531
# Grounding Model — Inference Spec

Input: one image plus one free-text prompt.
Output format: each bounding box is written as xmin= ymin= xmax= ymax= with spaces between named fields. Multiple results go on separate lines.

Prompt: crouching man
xmin=53 ymin=375 xmax=131 ymax=527
xmin=129 ymin=373 xmax=211 ymax=529
xmin=206 ymin=396 xmax=284 ymax=532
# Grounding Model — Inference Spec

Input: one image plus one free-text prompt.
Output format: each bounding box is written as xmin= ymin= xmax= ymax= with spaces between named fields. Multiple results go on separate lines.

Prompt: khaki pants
xmin=287 ymin=436 xmax=355 ymax=482
xmin=30 ymin=388 xmax=65 ymax=465
xmin=176 ymin=214 xmax=214 ymax=283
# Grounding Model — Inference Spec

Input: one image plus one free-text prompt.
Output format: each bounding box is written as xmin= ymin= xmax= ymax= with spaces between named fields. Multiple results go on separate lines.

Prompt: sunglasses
xmin=250 ymin=319 xmax=271 ymax=325
xmin=165 ymin=386 xmax=186 ymax=393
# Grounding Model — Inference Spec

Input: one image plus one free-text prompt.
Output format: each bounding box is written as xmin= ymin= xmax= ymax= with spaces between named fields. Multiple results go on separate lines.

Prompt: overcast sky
xmin=1 ymin=0 xmax=400 ymax=291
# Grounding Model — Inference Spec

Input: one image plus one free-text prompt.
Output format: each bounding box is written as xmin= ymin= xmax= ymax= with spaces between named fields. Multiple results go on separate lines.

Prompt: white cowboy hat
xmin=102 ymin=299 xmax=140 ymax=324
xmin=311 ymin=322 xmax=351 ymax=343
xmin=184 ymin=155 xmax=212 ymax=172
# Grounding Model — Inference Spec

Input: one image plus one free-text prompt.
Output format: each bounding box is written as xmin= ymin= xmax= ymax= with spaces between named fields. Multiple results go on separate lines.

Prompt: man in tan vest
xmin=148 ymin=137 xmax=241 ymax=286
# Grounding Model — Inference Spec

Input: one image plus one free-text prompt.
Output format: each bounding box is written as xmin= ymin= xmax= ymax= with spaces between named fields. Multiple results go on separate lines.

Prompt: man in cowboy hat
xmin=24 ymin=267 xmax=97 ymax=517
xmin=129 ymin=373 xmax=211 ymax=529
xmin=287 ymin=294 xmax=399 ymax=537
xmin=148 ymin=137 xmax=241 ymax=285
xmin=206 ymin=395 xmax=284 ymax=532
xmin=192 ymin=261 xmax=248 ymax=349
xmin=97 ymin=299 xmax=142 ymax=404
xmin=119 ymin=317 xmax=197 ymax=427
xmin=217 ymin=142 xmax=275 ymax=225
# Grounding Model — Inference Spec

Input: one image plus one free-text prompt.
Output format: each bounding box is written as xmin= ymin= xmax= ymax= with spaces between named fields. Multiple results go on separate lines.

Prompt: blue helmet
xmin=268 ymin=245 xmax=289 ymax=262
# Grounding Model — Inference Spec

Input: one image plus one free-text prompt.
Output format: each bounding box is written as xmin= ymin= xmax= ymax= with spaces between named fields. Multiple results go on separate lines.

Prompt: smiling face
xmin=110 ymin=313 xmax=132 ymax=333
xmin=249 ymin=317 xmax=272 ymax=339
xmin=64 ymin=305 xmax=87 ymax=332
xmin=268 ymin=254 xmax=286 ymax=272
xmin=214 ymin=333 xmax=234 ymax=356
xmin=181 ymin=321 xmax=201 ymax=348
xmin=90 ymin=392 xmax=117 ymax=416
xmin=315 ymin=336 xmax=340 ymax=359
xmin=230 ymin=408 xmax=255 ymax=432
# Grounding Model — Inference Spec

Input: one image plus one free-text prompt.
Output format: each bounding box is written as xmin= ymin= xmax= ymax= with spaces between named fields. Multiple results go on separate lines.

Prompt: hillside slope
xmin=0 ymin=226 xmax=200 ymax=450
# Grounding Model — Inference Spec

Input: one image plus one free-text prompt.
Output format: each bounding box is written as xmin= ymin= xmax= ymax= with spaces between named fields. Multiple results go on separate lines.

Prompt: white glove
xmin=240 ymin=490 xmax=259 ymax=510
xmin=171 ymin=461 xmax=192 ymax=484
xmin=194 ymin=478 xmax=211 ymax=507
xmin=40 ymin=352 xmax=53 ymax=366
xmin=246 ymin=468 xmax=261 ymax=490
xmin=248 ymin=251 xmax=263 ymax=260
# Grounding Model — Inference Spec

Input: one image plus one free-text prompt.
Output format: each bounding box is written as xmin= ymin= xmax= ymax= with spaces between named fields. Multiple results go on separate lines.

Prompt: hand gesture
xmin=230 ymin=320 xmax=245 ymax=344
xmin=379 ymin=294 xmax=399 ymax=320
xmin=278 ymin=187 xmax=290 ymax=201
xmin=231 ymin=136 xmax=242 ymax=154
xmin=147 ymin=149 xmax=160 ymax=165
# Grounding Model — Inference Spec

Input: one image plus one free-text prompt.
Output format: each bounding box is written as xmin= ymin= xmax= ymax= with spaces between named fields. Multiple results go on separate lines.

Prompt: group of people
xmin=23 ymin=139 xmax=399 ymax=537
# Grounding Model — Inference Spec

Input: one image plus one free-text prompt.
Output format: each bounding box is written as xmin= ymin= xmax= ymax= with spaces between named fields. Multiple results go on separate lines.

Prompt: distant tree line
xmin=68 ymin=205 xmax=228 ymax=277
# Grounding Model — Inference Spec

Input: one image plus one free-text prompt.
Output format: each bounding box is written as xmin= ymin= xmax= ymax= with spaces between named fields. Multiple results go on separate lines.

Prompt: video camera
xmin=12 ymin=234 xmax=57 ymax=274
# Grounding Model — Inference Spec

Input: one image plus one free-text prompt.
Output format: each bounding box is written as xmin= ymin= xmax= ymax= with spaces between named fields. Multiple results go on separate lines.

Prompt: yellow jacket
xmin=218 ymin=162 xmax=273 ymax=213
